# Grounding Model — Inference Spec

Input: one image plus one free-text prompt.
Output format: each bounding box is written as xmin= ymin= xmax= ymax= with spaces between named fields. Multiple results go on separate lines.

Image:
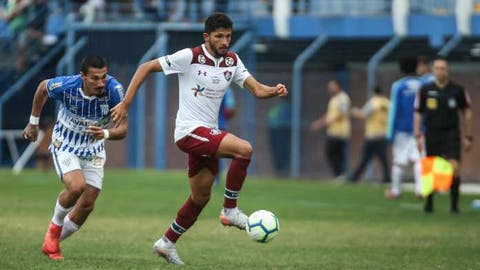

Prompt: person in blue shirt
xmin=23 ymin=56 xmax=128 ymax=260
xmin=385 ymin=57 xmax=423 ymax=199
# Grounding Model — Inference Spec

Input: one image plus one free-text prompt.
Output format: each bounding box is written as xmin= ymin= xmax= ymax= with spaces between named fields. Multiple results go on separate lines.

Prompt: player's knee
xmin=68 ymin=182 xmax=86 ymax=197
xmin=236 ymin=141 xmax=253 ymax=159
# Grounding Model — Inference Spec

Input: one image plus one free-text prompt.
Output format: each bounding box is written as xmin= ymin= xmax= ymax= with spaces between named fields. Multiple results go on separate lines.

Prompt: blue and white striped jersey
xmin=386 ymin=76 xmax=422 ymax=141
xmin=46 ymin=75 xmax=124 ymax=158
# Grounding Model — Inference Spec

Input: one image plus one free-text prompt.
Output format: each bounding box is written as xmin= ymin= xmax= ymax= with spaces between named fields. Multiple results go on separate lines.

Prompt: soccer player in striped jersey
xmin=385 ymin=57 xmax=423 ymax=199
xmin=23 ymin=56 xmax=128 ymax=260
xmin=111 ymin=13 xmax=287 ymax=265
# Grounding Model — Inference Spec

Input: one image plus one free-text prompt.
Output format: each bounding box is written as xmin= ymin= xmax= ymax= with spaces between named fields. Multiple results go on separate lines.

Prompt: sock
xmin=224 ymin=158 xmax=251 ymax=208
xmin=450 ymin=176 xmax=460 ymax=211
xmin=425 ymin=193 xmax=434 ymax=212
xmin=60 ymin=214 xmax=80 ymax=241
xmin=391 ymin=164 xmax=404 ymax=195
xmin=414 ymin=161 xmax=422 ymax=195
xmin=164 ymin=196 xmax=205 ymax=243
xmin=51 ymin=199 xmax=73 ymax=226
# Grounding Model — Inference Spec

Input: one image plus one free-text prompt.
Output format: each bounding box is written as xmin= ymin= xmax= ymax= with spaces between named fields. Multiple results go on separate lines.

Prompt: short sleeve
xmin=232 ymin=54 xmax=251 ymax=88
xmin=107 ymin=77 xmax=125 ymax=108
xmin=45 ymin=77 xmax=67 ymax=100
xmin=158 ymin=48 xmax=193 ymax=75
xmin=362 ymin=100 xmax=373 ymax=117
xmin=457 ymin=86 xmax=470 ymax=109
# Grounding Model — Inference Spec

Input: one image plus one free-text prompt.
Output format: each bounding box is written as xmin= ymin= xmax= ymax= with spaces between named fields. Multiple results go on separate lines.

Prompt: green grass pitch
xmin=0 ymin=169 xmax=479 ymax=269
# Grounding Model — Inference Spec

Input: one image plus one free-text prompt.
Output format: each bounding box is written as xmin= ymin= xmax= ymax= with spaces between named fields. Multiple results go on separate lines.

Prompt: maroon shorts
xmin=176 ymin=126 xmax=228 ymax=177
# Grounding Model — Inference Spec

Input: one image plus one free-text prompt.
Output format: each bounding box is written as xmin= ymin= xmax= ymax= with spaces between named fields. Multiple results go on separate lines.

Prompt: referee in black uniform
xmin=414 ymin=56 xmax=473 ymax=213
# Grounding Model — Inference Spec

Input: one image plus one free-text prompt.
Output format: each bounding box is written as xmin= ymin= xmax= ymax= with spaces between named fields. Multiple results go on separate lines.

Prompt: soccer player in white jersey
xmin=111 ymin=13 xmax=287 ymax=265
xmin=23 ymin=56 xmax=128 ymax=260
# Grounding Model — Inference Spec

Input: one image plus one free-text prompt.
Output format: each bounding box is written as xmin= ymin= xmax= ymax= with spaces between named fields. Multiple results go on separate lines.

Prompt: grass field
xmin=0 ymin=169 xmax=479 ymax=270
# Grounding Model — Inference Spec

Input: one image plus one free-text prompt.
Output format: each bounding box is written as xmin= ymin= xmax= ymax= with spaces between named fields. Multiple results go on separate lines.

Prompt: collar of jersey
xmin=78 ymin=87 xmax=100 ymax=100
xmin=201 ymin=44 xmax=223 ymax=67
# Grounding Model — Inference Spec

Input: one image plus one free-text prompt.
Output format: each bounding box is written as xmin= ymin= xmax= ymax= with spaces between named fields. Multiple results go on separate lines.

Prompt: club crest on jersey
xmin=191 ymin=84 xmax=205 ymax=97
xmin=198 ymin=54 xmax=206 ymax=64
xmin=100 ymin=104 xmax=109 ymax=115
xmin=210 ymin=128 xmax=221 ymax=135
xmin=223 ymin=70 xmax=232 ymax=81
xmin=225 ymin=57 xmax=234 ymax=67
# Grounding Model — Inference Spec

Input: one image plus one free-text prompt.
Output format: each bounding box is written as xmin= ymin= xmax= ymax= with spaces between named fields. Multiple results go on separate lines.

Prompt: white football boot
xmin=219 ymin=207 xmax=248 ymax=230
xmin=153 ymin=237 xmax=184 ymax=265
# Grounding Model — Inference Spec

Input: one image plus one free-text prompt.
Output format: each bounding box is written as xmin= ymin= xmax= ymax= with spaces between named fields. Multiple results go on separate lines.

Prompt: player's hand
xmin=275 ymin=84 xmax=288 ymax=97
xmin=23 ymin=123 xmax=39 ymax=142
xmin=86 ymin=125 xmax=105 ymax=140
xmin=463 ymin=136 xmax=473 ymax=152
xmin=415 ymin=133 xmax=424 ymax=154
xmin=310 ymin=119 xmax=322 ymax=132
xmin=110 ymin=101 xmax=127 ymax=127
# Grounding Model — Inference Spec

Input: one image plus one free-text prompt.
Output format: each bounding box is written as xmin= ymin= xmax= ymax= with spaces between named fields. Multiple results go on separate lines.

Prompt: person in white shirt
xmin=111 ymin=13 xmax=287 ymax=265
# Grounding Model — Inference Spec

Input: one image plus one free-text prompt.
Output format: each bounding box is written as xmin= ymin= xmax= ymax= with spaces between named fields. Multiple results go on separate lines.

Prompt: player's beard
xmin=210 ymin=41 xmax=228 ymax=57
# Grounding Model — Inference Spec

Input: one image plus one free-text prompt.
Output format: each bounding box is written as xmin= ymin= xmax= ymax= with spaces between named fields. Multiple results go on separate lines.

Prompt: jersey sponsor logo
xmin=225 ymin=57 xmax=234 ymax=67
xmin=100 ymin=104 xmax=109 ymax=115
xmin=223 ymin=70 xmax=232 ymax=81
xmin=211 ymin=75 xmax=220 ymax=84
xmin=48 ymin=82 xmax=62 ymax=91
xmin=198 ymin=54 xmax=206 ymax=64
xmin=197 ymin=70 xmax=207 ymax=76
xmin=165 ymin=55 xmax=172 ymax=67
xmin=427 ymin=97 xmax=437 ymax=110
xmin=448 ymin=98 xmax=457 ymax=108
xmin=191 ymin=84 xmax=205 ymax=97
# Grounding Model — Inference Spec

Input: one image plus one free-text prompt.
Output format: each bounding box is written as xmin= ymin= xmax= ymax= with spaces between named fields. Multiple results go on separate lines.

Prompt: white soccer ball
xmin=246 ymin=210 xmax=279 ymax=243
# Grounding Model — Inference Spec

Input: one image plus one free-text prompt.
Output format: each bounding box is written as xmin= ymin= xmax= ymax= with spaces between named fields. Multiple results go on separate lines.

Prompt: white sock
xmin=60 ymin=214 xmax=79 ymax=241
xmin=51 ymin=199 xmax=73 ymax=226
xmin=391 ymin=164 xmax=405 ymax=195
xmin=414 ymin=161 xmax=422 ymax=195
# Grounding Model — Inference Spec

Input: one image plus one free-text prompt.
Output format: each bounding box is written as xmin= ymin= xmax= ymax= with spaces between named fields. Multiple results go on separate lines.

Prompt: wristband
xmin=103 ymin=129 xmax=110 ymax=139
xmin=29 ymin=115 xmax=40 ymax=125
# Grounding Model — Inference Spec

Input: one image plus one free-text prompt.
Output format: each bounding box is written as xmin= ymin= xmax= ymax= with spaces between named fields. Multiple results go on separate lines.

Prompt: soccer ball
xmin=246 ymin=210 xmax=279 ymax=243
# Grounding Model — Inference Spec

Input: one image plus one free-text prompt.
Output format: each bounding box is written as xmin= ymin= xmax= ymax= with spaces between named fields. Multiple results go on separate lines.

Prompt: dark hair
xmin=398 ymin=56 xmax=417 ymax=74
xmin=81 ymin=55 xmax=107 ymax=74
xmin=373 ymin=85 xmax=383 ymax=94
xmin=328 ymin=79 xmax=341 ymax=87
xmin=417 ymin=55 xmax=430 ymax=65
xmin=204 ymin=13 xmax=233 ymax=33
xmin=433 ymin=55 xmax=448 ymax=63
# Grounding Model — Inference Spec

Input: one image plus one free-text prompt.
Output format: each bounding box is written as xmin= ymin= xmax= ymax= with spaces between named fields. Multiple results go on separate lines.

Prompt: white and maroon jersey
xmin=158 ymin=44 xmax=251 ymax=141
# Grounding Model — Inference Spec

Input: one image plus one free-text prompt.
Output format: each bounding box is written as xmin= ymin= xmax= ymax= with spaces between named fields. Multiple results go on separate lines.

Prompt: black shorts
xmin=425 ymin=128 xmax=461 ymax=161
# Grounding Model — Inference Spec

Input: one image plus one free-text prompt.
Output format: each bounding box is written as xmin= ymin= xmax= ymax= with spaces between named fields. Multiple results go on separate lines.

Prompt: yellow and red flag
xmin=421 ymin=156 xmax=454 ymax=197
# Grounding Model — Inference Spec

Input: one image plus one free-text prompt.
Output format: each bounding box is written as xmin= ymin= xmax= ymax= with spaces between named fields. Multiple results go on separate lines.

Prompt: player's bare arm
xmin=413 ymin=112 xmax=423 ymax=152
xmin=23 ymin=79 xmax=49 ymax=142
xmin=462 ymin=108 xmax=473 ymax=151
xmin=310 ymin=115 xmax=326 ymax=131
xmin=111 ymin=59 xmax=163 ymax=123
xmin=86 ymin=116 xmax=128 ymax=140
xmin=243 ymin=76 xmax=287 ymax=99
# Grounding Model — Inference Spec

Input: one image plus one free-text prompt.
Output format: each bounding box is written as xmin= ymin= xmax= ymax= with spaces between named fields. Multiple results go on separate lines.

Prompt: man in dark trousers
xmin=414 ymin=56 xmax=473 ymax=213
